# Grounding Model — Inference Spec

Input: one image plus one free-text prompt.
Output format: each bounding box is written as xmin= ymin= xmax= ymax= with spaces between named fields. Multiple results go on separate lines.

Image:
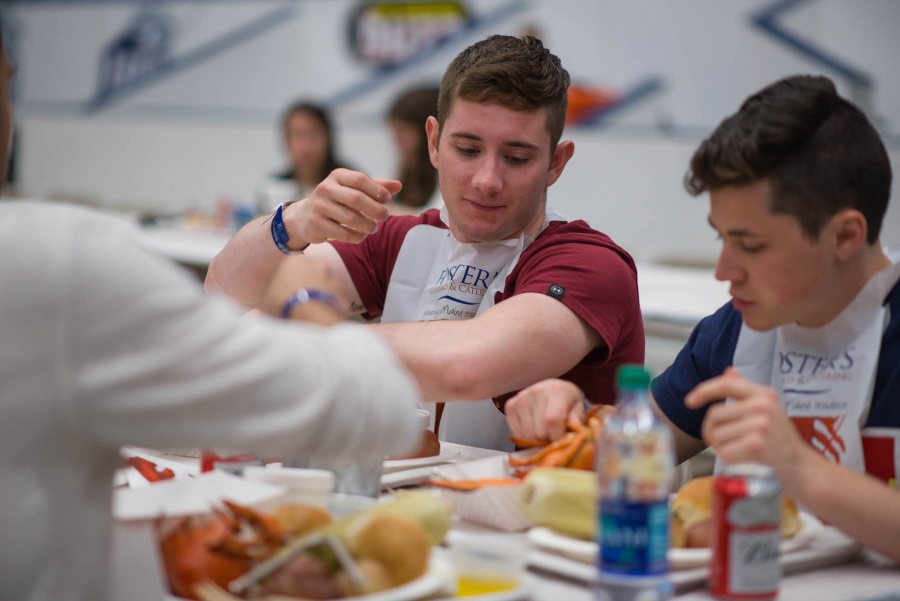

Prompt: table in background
xmin=133 ymin=221 xmax=234 ymax=281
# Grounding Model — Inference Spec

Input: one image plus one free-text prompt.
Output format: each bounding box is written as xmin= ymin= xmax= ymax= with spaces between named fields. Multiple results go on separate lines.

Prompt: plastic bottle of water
xmin=596 ymin=365 xmax=674 ymax=601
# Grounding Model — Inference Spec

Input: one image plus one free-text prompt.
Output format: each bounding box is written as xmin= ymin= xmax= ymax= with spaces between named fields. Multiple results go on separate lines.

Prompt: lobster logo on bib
xmin=779 ymin=345 xmax=862 ymax=469
xmin=790 ymin=416 xmax=847 ymax=463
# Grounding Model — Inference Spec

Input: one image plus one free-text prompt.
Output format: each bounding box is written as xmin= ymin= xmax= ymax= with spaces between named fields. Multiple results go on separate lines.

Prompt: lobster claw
xmin=157 ymin=501 xmax=287 ymax=600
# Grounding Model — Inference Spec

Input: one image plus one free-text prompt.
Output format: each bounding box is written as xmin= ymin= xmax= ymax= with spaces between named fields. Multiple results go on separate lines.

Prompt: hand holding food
xmin=426 ymin=406 xmax=615 ymax=494
xmin=506 ymin=378 xmax=586 ymax=442
xmin=285 ymin=169 xmax=399 ymax=247
xmin=509 ymin=404 xmax=615 ymax=474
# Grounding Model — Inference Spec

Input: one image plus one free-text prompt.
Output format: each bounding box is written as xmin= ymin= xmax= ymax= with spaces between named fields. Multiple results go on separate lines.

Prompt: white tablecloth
xmin=109 ymin=443 xmax=900 ymax=601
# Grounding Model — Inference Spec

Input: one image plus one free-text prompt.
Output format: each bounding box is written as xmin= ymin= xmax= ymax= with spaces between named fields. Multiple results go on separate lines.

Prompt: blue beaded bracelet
xmin=280 ymin=288 xmax=342 ymax=319
xmin=270 ymin=202 xmax=309 ymax=255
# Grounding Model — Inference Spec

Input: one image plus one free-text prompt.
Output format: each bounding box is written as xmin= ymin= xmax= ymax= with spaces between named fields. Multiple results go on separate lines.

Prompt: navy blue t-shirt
xmin=652 ymin=279 xmax=900 ymax=442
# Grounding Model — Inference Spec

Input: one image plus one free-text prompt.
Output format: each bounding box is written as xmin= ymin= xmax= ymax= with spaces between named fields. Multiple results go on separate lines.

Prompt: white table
xmin=413 ymin=445 xmax=900 ymax=601
xmin=637 ymin=263 xmax=730 ymax=339
xmin=526 ymin=561 xmax=900 ymax=601
xmin=134 ymin=222 xmax=233 ymax=268
xmin=109 ymin=443 xmax=900 ymax=601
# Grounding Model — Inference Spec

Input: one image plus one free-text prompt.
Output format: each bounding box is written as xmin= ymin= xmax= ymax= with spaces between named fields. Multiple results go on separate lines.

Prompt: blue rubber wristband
xmin=280 ymin=288 xmax=342 ymax=319
xmin=270 ymin=202 xmax=309 ymax=255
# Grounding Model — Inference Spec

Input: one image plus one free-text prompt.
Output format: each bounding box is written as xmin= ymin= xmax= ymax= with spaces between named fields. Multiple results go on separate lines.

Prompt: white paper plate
xmin=383 ymin=446 xmax=463 ymax=473
xmin=381 ymin=466 xmax=437 ymax=490
xmin=340 ymin=552 xmax=455 ymax=601
xmin=168 ymin=551 xmax=455 ymax=601
xmin=114 ymin=470 xmax=285 ymax=521
xmin=528 ymin=512 xmax=822 ymax=570
xmin=668 ymin=512 xmax=820 ymax=569
xmin=527 ymin=528 xmax=596 ymax=564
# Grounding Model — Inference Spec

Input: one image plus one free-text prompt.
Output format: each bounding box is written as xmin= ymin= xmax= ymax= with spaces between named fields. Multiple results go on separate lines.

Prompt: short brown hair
xmin=437 ymin=35 xmax=570 ymax=153
xmin=685 ymin=75 xmax=891 ymax=244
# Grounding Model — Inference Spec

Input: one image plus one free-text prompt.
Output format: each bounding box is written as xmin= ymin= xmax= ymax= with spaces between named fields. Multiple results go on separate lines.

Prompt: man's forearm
xmin=373 ymin=321 xmax=485 ymax=402
xmin=791 ymin=445 xmax=900 ymax=562
xmin=649 ymin=392 xmax=707 ymax=463
xmin=372 ymin=298 xmax=598 ymax=403
xmin=206 ymin=215 xmax=288 ymax=308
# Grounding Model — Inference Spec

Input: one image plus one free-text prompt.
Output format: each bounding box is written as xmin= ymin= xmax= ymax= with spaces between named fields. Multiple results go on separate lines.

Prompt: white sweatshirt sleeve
xmin=57 ymin=209 xmax=421 ymax=461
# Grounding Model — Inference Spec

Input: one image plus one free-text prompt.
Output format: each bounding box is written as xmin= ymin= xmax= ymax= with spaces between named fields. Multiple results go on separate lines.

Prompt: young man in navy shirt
xmin=507 ymin=75 xmax=900 ymax=563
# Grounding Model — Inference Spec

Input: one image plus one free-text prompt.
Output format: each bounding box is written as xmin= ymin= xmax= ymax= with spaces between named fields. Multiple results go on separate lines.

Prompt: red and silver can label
xmin=200 ymin=449 xmax=263 ymax=475
xmin=709 ymin=464 xmax=781 ymax=600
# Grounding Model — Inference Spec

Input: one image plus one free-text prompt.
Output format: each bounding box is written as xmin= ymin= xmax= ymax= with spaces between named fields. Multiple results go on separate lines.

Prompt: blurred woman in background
xmin=386 ymin=86 xmax=441 ymax=214
xmin=258 ymin=101 xmax=352 ymax=212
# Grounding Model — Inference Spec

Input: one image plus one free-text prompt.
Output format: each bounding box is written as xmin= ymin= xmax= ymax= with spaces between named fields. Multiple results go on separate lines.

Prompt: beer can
xmin=709 ymin=464 xmax=781 ymax=600
xmin=200 ymin=449 xmax=263 ymax=475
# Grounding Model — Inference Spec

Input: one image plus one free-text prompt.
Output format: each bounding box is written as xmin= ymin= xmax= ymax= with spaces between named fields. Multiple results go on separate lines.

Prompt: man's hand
xmin=259 ymin=255 xmax=348 ymax=325
xmin=686 ymin=367 xmax=806 ymax=479
xmin=283 ymin=169 xmax=401 ymax=249
xmin=506 ymin=378 xmax=585 ymax=443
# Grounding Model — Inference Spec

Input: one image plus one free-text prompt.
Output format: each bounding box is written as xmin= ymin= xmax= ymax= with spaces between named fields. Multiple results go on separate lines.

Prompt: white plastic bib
xmin=732 ymin=248 xmax=900 ymax=474
xmin=381 ymin=205 xmax=567 ymax=450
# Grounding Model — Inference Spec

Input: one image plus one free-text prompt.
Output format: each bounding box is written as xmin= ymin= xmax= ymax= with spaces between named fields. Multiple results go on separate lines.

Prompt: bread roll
xmin=670 ymin=477 xmax=715 ymax=548
xmin=670 ymin=476 xmax=800 ymax=549
xmin=342 ymin=513 xmax=430 ymax=586
xmin=269 ymin=503 xmax=333 ymax=538
xmin=781 ymin=495 xmax=801 ymax=539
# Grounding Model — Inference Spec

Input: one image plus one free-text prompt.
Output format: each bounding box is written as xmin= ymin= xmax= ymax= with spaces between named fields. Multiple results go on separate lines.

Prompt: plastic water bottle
xmin=231 ymin=201 xmax=256 ymax=233
xmin=596 ymin=365 xmax=674 ymax=601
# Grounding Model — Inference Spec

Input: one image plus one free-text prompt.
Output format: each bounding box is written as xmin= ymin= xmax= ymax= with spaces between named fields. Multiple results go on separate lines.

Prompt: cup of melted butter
xmin=447 ymin=531 xmax=526 ymax=596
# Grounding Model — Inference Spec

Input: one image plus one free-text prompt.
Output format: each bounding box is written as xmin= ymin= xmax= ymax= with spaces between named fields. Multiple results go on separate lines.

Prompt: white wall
xmin=8 ymin=0 xmax=900 ymax=264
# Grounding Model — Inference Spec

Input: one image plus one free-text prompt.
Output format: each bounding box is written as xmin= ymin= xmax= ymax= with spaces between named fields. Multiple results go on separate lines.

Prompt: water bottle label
xmin=599 ymin=498 xmax=669 ymax=576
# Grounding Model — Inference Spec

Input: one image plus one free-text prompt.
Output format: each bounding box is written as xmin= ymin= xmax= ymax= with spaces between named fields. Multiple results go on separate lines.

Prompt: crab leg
xmin=427 ymin=477 xmax=521 ymax=491
xmin=509 ymin=432 xmax=581 ymax=467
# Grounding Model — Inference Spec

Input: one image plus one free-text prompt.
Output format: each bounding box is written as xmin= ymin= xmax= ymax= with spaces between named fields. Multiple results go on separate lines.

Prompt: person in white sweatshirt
xmin=0 ymin=30 xmax=421 ymax=601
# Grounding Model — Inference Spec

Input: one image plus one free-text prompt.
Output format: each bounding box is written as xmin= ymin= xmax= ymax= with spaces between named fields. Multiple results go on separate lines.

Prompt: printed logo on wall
xmin=95 ymin=11 xmax=172 ymax=105
xmin=347 ymin=1 xmax=469 ymax=67
xmin=87 ymin=3 xmax=297 ymax=114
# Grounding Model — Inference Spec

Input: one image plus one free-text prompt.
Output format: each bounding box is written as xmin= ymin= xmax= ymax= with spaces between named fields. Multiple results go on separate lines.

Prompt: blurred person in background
xmin=0 ymin=28 xmax=422 ymax=599
xmin=506 ymin=75 xmax=900 ymax=563
xmin=385 ymin=85 xmax=441 ymax=214
xmin=207 ymin=35 xmax=644 ymax=452
xmin=257 ymin=101 xmax=352 ymax=213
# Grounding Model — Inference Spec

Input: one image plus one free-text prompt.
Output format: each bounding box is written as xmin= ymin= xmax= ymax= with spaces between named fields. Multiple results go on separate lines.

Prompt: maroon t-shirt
xmin=331 ymin=209 xmax=644 ymax=410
